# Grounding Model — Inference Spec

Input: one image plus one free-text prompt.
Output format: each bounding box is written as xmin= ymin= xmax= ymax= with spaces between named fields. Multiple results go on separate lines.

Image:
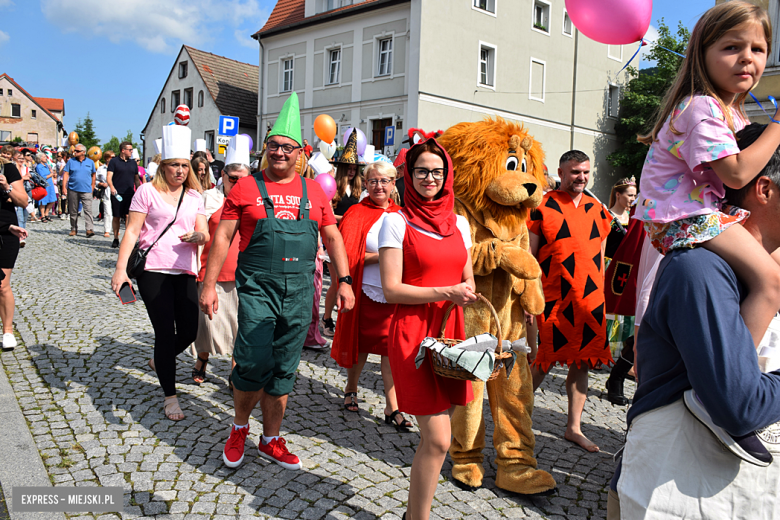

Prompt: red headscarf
xmin=331 ymin=197 xmax=400 ymax=368
xmin=402 ymin=138 xmax=457 ymax=237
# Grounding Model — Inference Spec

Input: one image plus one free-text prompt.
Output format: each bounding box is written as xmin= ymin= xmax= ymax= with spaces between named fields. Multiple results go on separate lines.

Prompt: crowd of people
xmin=3 ymin=1 xmax=780 ymax=518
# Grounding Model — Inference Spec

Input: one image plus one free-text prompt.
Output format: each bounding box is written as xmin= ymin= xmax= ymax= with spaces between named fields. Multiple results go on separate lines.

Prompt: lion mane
xmin=439 ymin=117 xmax=546 ymax=229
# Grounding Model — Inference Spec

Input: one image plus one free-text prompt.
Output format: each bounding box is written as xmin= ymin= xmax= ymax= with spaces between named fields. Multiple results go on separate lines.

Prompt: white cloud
xmin=41 ymin=0 xmax=266 ymax=54
xmin=0 ymin=30 xmax=8 ymax=46
xmin=235 ymin=29 xmax=257 ymax=49
xmin=0 ymin=0 xmax=14 ymax=6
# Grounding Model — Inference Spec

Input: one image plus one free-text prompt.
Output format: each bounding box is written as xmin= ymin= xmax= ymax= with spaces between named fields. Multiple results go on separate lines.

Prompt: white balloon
xmin=319 ymin=140 xmax=337 ymax=160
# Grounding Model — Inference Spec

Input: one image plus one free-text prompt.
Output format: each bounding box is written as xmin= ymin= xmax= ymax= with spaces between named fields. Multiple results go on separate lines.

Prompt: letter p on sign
xmin=219 ymin=116 xmax=239 ymax=136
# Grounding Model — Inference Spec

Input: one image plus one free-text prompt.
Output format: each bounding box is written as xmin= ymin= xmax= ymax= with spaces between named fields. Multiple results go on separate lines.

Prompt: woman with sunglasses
xmin=111 ymin=125 xmax=209 ymax=421
xmin=191 ymin=154 xmax=250 ymax=386
xmin=379 ymin=137 xmax=477 ymax=520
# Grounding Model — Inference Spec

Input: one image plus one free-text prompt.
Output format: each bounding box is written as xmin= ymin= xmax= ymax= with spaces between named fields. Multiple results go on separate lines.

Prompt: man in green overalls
xmin=200 ymin=93 xmax=355 ymax=470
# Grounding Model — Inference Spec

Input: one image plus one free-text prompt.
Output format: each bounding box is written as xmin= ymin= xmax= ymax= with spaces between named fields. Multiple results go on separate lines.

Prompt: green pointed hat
xmin=268 ymin=92 xmax=302 ymax=146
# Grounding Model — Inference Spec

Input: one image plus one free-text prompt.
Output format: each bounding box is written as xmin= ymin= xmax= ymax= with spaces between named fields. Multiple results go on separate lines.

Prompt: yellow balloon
xmin=69 ymin=145 xmax=76 ymax=155
xmin=68 ymin=132 xmax=79 ymax=145
xmin=87 ymin=146 xmax=101 ymax=163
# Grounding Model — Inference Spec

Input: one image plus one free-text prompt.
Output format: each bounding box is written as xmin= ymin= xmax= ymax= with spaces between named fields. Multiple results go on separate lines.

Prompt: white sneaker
xmin=2 ymin=333 xmax=17 ymax=350
xmin=303 ymin=339 xmax=332 ymax=351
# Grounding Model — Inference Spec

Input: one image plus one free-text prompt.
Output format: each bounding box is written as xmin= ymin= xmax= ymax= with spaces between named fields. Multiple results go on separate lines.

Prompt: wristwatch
xmin=338 ymin=275 xmax=353 ymax=285
xmin=3 ymin=185 xmax=11 ymax=195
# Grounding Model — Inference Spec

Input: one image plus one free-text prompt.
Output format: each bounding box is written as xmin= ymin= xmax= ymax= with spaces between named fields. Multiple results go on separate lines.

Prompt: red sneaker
xmin=258 ymin=437 xmax=302 ymax=470
xmin=223 ymin=425 xmax=249 ymax=468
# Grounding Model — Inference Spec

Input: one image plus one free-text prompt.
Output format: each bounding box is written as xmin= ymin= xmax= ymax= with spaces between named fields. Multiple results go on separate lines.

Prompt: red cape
xmin=331 ymin=198 xmax=400 ymax=368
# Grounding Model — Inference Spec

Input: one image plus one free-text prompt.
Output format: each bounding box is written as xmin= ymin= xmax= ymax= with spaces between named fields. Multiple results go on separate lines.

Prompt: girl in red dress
xmin=379 ymin=138 xmax=477 ymax=520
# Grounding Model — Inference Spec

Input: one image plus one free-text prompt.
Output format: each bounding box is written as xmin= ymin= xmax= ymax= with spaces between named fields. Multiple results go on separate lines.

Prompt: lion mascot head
xmin=438 ymin=117 xmax=545 ymax=235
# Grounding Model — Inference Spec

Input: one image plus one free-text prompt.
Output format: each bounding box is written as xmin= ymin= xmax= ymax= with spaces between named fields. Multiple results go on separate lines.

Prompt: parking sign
xmin=219 ymin=116 xmax=239 ymax=136
xmin=384 ymin=126 xmax=395 ymax=146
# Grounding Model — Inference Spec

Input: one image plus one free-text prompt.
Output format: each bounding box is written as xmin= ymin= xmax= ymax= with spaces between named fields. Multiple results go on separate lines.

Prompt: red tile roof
xmin=0 ymin=74 xmax=60 ymax=122
xmin=33 ymin=97 xmax=65 ymax=115
xmin=256 ymin=0 xmax=392 ymax=37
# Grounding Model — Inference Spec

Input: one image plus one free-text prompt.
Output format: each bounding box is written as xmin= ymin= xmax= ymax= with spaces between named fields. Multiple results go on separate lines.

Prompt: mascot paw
xmin=495 ymin=467 xmax=557 ymax=497
xmin=450 ymin=463 xmax=485 ymax=491
xmin=500 ymin=245 xmax=542 ymax=280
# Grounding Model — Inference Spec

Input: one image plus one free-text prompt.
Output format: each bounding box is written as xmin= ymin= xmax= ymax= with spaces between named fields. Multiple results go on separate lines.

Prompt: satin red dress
xmin=387 ymin=222 xmax=474 ymax=416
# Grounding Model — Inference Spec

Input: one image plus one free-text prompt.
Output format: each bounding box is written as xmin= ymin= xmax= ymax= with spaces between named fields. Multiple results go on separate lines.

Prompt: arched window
xmin=161 ymin=97 xmax=166 ymax=113
xmin=198 ymin=90 xmax=204 ymax=107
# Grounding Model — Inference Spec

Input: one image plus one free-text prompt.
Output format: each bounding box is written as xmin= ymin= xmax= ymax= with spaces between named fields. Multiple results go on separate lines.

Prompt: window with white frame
xmin=529 ymin=58 xmax=546 ymax=102
xmin=171 ymin=90 xmax=180 ymax=111
xmin=0 ymin=131 xmax=10 ymax=141
xmin=328 ymin=48 xmax=341 ymax=85
xmin=479 ymin=44 xmax=496 ymax=88
xmin=31 ymin=109 xmax=37 ymax=119
xmin=608 ymin=84 xmax=620 ymax=118
xmin=563 ymin=10 xmax=572 ymax=36
xmin=533 ymin=1 xmax=550 ymax=33
xmin=473 ymin=0 xmax=495 ymax=14
xmin=608 ymin=45 xmax=623 ymax=62
xmin=377 ymin=38 xmax=393 ymax=77
xmin=318 ymin=0 xmax=352 ymax=14
xmin=178 ymin=61 xmax=188 ymax=79
xmin=282 ymin=58 xmax=294 ymax=92
xmin=205 ymin=131 xmax=214 ymax=152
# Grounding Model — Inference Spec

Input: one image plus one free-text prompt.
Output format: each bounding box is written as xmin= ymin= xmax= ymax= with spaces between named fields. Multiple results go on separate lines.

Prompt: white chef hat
xmin=309 ymin=152 xmax=332 ymax=176
xmin=154 ymin=138 xmax=163 ymax=154
xmin=194 ymin=139 xmax=207 ymax=152
xmin=131 ymin=149 xmax=140 ymax=161
xmin=225 ymin=134 xmax=250 ymax=167
xmin=162 ymin=125 xmax=191 ymax=161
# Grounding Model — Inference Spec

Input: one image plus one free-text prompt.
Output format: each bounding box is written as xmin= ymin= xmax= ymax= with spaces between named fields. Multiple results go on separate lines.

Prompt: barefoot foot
xmin=564 ymin=430 xmax=599 ymax=452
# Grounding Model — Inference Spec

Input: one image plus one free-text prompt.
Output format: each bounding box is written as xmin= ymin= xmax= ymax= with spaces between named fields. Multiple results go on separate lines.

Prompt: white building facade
xmin=255 ymin=0 xmax=632 ymax=198
xmin=142 ymin=46 xmax=258 ymax=166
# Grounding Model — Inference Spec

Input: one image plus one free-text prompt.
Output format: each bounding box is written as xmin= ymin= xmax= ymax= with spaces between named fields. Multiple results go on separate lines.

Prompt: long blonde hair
xmin=153 ymin=159 xmax=202 ymax=193
xmin=639 ymin=1 xmax=771 ymax=145
xmin=363 ymin=161 xmax=400 ymax=205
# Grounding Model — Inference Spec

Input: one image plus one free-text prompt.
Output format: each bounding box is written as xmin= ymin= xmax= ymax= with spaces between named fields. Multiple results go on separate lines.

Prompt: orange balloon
xmin=69 ymin=145 xmax=75 ymax=154
xmin=68 ymin=131 xmax=79 ymax=145
xmin=87 ymin=146 xmax=102 ymax=163
xmin=313 ymin=114 xmax=337 ymax=144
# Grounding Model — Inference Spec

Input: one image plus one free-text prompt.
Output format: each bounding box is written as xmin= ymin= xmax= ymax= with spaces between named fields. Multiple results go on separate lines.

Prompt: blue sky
xmin=2 ymin=0 xmax=713 ymax=146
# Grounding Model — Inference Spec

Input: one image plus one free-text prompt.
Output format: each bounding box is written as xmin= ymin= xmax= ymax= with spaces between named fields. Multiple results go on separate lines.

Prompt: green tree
xmin=102 ymin=131 xmax=138 ymax=155
xmin=608 ymin=20 xmax=690 ymax=178
xmin=74 ymin=112 xmax=100 ymax=150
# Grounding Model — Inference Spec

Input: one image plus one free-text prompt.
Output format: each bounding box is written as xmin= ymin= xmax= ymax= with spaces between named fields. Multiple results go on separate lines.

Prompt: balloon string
xmin=618 ymin=38 xmax=687 ymax=74
xmin=749 ymin=92 xmax=780 ymax=124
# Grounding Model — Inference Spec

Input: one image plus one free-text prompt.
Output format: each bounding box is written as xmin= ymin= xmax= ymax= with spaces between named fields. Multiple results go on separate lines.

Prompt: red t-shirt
xmin=198 ymin=205 xmax=240 ymax=282
xmin=221 ymin=171 xmax=337 ymax=252
xmin=303 ymin=145 xmax=313 ymax=157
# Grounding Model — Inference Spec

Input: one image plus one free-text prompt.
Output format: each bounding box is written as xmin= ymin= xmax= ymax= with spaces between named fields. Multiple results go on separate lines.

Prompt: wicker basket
xmin=429 ymin=293 xmax=513 ymax=382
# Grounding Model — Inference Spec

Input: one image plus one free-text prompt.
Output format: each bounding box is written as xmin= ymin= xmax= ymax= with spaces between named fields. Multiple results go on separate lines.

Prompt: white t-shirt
xmin=362 ymin=213 xmax=388 ymax=303
xmin=378 ymin=211 xmax=472 ymax=250
xmin=96 ymin=165 xmax=108 ymax=184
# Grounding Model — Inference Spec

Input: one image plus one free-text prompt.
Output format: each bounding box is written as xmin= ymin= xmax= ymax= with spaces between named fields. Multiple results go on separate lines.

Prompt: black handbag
xmin=126 ymin=188 xmax=185 ymax=279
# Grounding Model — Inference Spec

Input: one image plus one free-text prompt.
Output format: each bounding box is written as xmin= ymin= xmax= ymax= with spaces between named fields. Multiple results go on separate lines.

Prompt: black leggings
xmin=136 ymin=271 xmax=199 ymax=397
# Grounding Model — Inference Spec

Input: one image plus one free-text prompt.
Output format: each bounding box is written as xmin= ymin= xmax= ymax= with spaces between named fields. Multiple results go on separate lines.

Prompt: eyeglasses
xmin=267 ymin=142 xmax=301 ymax=154
xmin=367 ymin=178 xmax=394 ymax=187
xmin=225 ymin=173 xmax=241 ymax=183
xmin=412 ymin=167 xmax=446 ymax=180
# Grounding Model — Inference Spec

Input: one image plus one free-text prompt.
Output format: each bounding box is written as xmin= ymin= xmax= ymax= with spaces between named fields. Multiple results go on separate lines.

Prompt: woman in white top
xmin=330 ymin=162 xmax=412 ymax=429
xmin=96 ymin=151 xmax=114 ymax=237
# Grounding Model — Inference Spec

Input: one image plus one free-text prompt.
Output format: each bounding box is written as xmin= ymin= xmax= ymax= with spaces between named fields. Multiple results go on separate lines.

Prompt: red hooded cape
xmin=402 ymin=137 xmax=458 ymax=237
xmin=331 ymin=197 xmax=400 ymax=368
xmin=605 ymin=210 xmax=646 ymax=316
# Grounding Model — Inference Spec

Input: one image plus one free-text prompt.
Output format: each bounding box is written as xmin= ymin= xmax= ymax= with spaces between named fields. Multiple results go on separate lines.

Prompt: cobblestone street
xmin=2 ymin=213 xmax=635 ymax=520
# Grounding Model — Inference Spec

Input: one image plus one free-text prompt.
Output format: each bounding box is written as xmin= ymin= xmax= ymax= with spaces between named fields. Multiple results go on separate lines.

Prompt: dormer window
xmin=317 ymin=0 xmax=352 ymax=14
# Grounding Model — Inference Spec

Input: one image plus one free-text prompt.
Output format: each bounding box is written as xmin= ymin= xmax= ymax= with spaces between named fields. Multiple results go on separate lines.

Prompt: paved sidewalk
xmin=1 ymin=214 xmax=635 ymax=519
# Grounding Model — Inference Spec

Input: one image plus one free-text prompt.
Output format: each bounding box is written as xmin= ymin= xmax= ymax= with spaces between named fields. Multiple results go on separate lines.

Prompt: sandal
xmin=343 ymin=392 xmax=359 ymax=412
xmin=163 ymin=396 xmax=184 ymax=421
xmin=192 ymin=355 xmax=208 ymax=385
xmin=385 ymin=410 xmax=413 ymax=431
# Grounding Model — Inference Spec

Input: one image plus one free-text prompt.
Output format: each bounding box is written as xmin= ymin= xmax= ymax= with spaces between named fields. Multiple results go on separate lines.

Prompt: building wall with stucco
xmin=0 ymin=76 xmax=61 ymax=146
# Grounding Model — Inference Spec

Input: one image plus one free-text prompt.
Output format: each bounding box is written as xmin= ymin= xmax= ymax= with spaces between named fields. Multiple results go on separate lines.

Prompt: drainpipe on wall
xmin=258 ymin=39 xmax=265 ymax=152
xmin=569 ymin=28 xmax=579 ymax=150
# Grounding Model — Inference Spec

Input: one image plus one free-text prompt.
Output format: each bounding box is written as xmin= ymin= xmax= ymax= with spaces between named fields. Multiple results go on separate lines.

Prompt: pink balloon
xmin=341 ymin=127 xmax=368 ymax=156
xmin=315 ymin=172 xmax=337 ymax=201
xmin=565 ymin=0 xmax=652 ymax=45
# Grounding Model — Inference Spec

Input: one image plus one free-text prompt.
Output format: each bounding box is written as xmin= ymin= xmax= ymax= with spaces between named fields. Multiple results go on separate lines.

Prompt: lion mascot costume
xmin=438 ymin=117 xmax=556 ymax=496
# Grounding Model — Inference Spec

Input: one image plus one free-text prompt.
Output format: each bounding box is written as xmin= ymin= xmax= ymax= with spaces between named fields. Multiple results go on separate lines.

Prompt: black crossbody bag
xmin=126 ymin=189 xmax=185 ymax=279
